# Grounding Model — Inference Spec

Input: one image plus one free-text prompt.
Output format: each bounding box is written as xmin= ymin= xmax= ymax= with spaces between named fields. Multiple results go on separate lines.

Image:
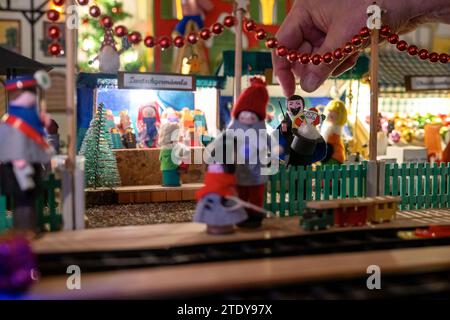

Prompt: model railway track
xmin=38 ymin=226 xmax=450 ymax=275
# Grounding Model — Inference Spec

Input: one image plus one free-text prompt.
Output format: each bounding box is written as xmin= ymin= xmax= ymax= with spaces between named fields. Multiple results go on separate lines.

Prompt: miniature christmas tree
xmin=79 ymin=103 xmax=121 ymax=189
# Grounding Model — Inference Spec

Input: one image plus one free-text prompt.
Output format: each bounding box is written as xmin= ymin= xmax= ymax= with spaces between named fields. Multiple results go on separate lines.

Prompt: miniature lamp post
xmin=233 ymin=0 xmax=249 ymax=104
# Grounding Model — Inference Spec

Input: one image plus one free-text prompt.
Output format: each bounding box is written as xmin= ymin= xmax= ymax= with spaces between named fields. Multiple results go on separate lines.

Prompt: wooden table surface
xmin=25 ymin=245 xmax=450 ymax=299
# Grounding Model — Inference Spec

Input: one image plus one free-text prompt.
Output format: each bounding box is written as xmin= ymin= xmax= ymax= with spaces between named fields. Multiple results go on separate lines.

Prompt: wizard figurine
xmin=0 ymin=71 xmax=54 ymax=234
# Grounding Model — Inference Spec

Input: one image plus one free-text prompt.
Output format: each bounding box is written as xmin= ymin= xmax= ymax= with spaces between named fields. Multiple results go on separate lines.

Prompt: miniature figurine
xmin=180 ymin=107 xmax=195 ymax=146
xmin=46 ymin=119 xmax=60 ymax=154
xmin=321 ymin=100 xmax=348 ymax=165
xmin=174 ymin=0 xmax=214 ymax=36
xmin=0 ymin=72 xmax=54 ymax=234
xmin=137 ymin=102 xmax=160 ymax=148
xmin=193 ymin=109 xmax=211 ymax=146
xmin=117 ymin=110 xmax=132 ymax=135
xmin=121 ymin=127 xmax=137 ymax=149
xmin=161 ymin=107 xmax=180 ymax=125
xmin=105 ymin=109 xmax=116 ymax=133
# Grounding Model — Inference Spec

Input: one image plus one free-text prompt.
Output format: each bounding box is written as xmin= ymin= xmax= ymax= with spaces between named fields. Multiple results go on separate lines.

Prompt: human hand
xmin=273 ymin=0 xmax=450 ymax=96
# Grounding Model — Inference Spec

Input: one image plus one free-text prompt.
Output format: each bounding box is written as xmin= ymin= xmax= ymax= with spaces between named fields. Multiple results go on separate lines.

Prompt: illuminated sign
xmin=118 ymin=72 xmax=196 ymax=91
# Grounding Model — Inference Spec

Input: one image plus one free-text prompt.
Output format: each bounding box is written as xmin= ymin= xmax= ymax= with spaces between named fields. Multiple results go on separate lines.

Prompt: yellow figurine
xmin=321 ymin=100 xmax=348 ymax=165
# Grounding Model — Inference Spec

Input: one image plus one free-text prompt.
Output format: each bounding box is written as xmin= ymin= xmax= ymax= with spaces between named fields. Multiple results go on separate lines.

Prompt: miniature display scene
xmin=1 ymin=0 xmax=450 ymax=307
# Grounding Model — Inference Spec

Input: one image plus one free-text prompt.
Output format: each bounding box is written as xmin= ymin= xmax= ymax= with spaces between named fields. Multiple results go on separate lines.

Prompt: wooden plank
xmin=114 ymin=183 xmax=204 ymax=193
xmin=314 ymin=167 xmax=322 ymax=201
xmin=424 ymin=163 xmax=432 ymax=209
xmin=340 ymin=165 xmax=347 ymax=199
xmin=279 ymin=165 xmax=287 ymax=217
xmin=384 ymin=163 xmax=391 ymax=196
xmin=392 ymin=163 xmax=399 ymax=197
xmin=166 ymin=190 xmax=182 ymax=202
xmin=297 ymin=166 xmax=305 ymax=215
xmin=400 ymin=163 xmax=408 ymax=210
xmin=357 ymin=163 xmax=364 ymax=197
xmin=417 ymin=163 xmax=424 ymax=209
xmin=349 ymin=165 xmax=355 ymax=198
xmin=408 ymin=163 xmax=416 ymax=210
xmin=270 ymin=171 xmax=278 ymax=214
xmin=307 ymin=197 xmax=375 ymax=209
xmin=135 ymin=192 xmax=152 ymax=203
xmin=117 ymin=193 xmax=134 ymax=204
xmin=323 ymin=166 xmax=331 ymax=200
xmin=181 ymin=189 xmax=196 ymax=201
xmin=432 ymin=163 xmax=439 ymax=209
xmin=305 ymin=167 xmax=313 ymax=201
xmin=439 ymin=163 xmax=446 ymax=208
xmin=447 ymin=163 xmax=450 ymax=209
xmin=332 ymin=165 xmax=339 ymax=199
xmin=288 ymin=167 xmax=296 ymax=216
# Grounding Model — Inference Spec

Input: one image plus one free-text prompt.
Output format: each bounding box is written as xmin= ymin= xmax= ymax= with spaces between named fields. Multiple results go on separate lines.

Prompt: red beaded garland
xmin=333 ymin=48 xmax=344 ymax=60
xmin=47 ymin=9 xmax=60 ymax=22
xmin=311 ymin=54 xmax=322 ymax=65
xmin=224 ymin=16 xmax=235 ymax=28
xmin=144 ymin=36 xmax=156 ymax=48
xmin=396 ymin=40 xmax=408 ymax=51
xmin=199 ymin=28 xmax=211 ymax=40
xmin=276 ymin=46 xmax=288 ymax=57
xmin=101 ymin=16 xmax=114 ymax=29
xmin=52 ymin=0 xmax=65 ymax=6
xmin=129 ymin=31 xmax=142 ymax=44
xmin=89 ymin=5 xmax=101 ymax=18
xmin=48 ymin=43 xmax=62 ymax=56
xmin=359 ymin=27 xmax=370 ymax=39
xmin=407 ymin=45 xmax=418 ymax=56
xmin=388 ymin=34 xmax=399 ymax=44
xmin=418 ymin=49 xmax=429 ymax=60
xmin=212 ymin=23 xmax=224 ymax=35
xmin=322 ymin=52 xmax=333 ymax=64
xmin=380 ymin=25 xmax=391 ymax=37
xmin=48 ymin=25 xmax=61 ymax=40
xmin=351 ymin=35 xmax=363 ymax=47
xmin=244 ymin=20 xmax=256 ymax=32
xmin=77 ymin=0 xmax=89 ymax=5
xmin=173 ymin=35 xmax=185 ymax=48
xmin=265 ymin=37 xmax=278 ymax=49
xmin=343 ymin=42 xmax=354 ymax=54
xmin=255 ymin=29 xmax=267 ymax=40
xmin=429 ymin=52 xmax=439 ymax=63
xmin=187 ymin=32 xmax=198 ymax=44
xmin=439 ymin=53 xmax=449 ymax=64
xmin=287 ymin=50 xmax=298 ymax=62
xmin=299 ymin=53 xmax=310 ymax=64
xmin=114 ymin=25 xmax=128 ymax=37
xmin=159 ymin=36 xmax=171 ymax=49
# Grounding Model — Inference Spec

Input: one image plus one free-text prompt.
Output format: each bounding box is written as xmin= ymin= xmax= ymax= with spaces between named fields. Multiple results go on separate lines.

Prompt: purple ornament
xmin=389 ymin=130 xmax=401 ymax=143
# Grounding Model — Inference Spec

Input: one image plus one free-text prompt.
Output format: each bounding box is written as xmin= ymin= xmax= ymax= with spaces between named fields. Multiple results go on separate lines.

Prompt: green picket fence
xmin=383 ymin=162 xmax=450 ymax=211
xmin=0 ymin=173 xmax=62 ymax=233
xmin=264 ymin=163 xmax=367 ymax=216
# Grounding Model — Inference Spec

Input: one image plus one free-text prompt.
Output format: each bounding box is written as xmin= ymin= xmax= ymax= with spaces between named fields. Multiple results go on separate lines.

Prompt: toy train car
xmin=301 ymin=196 xmax=401 ymax=231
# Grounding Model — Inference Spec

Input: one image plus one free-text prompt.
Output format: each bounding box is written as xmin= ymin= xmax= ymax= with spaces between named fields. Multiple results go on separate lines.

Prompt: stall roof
xmin=77 ymin=72 xmax=226 ymax=90
xmin=0 ymin=47 xmax=52 ymax=75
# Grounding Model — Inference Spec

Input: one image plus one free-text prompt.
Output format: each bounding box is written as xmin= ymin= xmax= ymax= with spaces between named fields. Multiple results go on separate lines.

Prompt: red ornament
xmin=322 ymin=52 xmax=333 ymax=64
xmin=47 ymin=9 xmax=60 ymax=22
xmin=48 ymin=25 xmax=61 ymax=40
xmin=311 ymin=54 xmax=322 ymax=65
xmin=380 ymin=25 xmax=391 ymax=37
xmin=343 ymin=42 xmax=353 ymax=54
xmin=159 ymin=36 xmax=172 ymax=49
xmin=439 ymin=53 xmax=449 ymax=64
xmin=114 ymin=25 xmax=128 ymax=37
xmin=144 ymin=36 xmax=156 ymax=48
xmin=429 ymin=52 xmax=439 ymax=63
xmin=101 ymin=16 xmax=113 ymax=29
xmin=212 ymin=23 xmax=224 ymax=35
xmin=89 ymin=5 xmax=101 ymax=18
xmin=276 ymin=46 xmax=288 ymax=57
xmin=199 ymin=28 xmax=211 ymax=40
xmin=48 ymin=43 xmax=62 ymax=56
xmin=333 ymin=48 xmax=344 ymax=60
xmin=388 ymin=34 xmax=399 ymax=44
xmin=77 ymin=0 xmax=89 ymax=5
xmin=174 ymin=35 xmax=185 ymax=48
xmin=287 ymin=50 xmax=298 ymax=62
xmin=265 ymin=37 xmax=278 ymax=49
xmin=224 ymin=16 xmax=235 ymax=28
xmin=255 ymin=29 xmax=267 ymax=40
xmin=244 ymin=20 xmax=256 ymax=32
xmin=407 ymin=45 xmax=418 ymax=56
xmin=351 ymin=35 xmax=363 ymax=47
xmin=418 ymin=49 xmax=429 ymax=60
xmin=359 ymin=27 xmax=370 ymax=39
xmin=52 ymin=0 xmax=65 ymax=6
xmin=129 ymin=31 xmax=142 ymax=44
xmin=396 ymin=40 xmax=408 ymax=51
xmin=187 ymin=32 xmax=198 ymax=44
xmin=299 ymin=53 xmax=310 ymax=64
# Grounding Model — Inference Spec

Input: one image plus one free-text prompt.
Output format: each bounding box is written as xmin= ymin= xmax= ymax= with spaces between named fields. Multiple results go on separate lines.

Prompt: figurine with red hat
xmin=137 ymin=102 xmax=161 ymax=148
xmin=0 ymin=71 xmax=54 ymax=235
xmin=227 ymin=77 xmax=272 ymax=229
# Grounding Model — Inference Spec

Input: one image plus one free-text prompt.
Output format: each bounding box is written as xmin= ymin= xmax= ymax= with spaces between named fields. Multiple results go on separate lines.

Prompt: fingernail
xmin=303 ymin=74 xmax=321 ymax=92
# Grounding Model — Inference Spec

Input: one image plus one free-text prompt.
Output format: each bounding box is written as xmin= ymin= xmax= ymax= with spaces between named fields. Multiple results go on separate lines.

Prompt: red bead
xmin=333 ymin=48 xmax=344 ymax=60
xmin=429 ymin=52 xmax=439 ymax=62
xmin=255 ymin=29 xmax=267 ymax=40
xmin=187 ymin=32 xmax=198 ymax=44
xmin=299 ymin=53 xmax=310 ymax=64
xmin=173 ymin=35 xmax=185 ymax=48
xmin=244 ymin=20 xmax=256 ymax=32
xmin=47 ymin=9 xmax=60 ymax=22
xmin=265 ymin=37 xmax=278 ymax=49
xmin=224 ymin=16 xmax=235 ymax=28
xmin=48 ymin=25 xmax=61 ymax=40
xmin=418 ymin=49 xmax=429 ymax=60
xmin=287 ymin=50 xmax=298 ymax=62
xmin=128 ymin=31 xmax=142 ymax=44
xmin=407 ymin=45 xmax=418 ymax=56
xmin=89 ymin=5 xmax=101 ymax=18
xmin=101 ymin=16 xmax=114 ymax=29
xmin=388 ymin=34 xmax=399 ymax=44
xmin=144 ymin=36 xmax=156 ymax=48
xmin=396 ymin=40 xmax=408 ymax=51
xmin=311 ymin=54 xmax=322 ymax=65
xmin=159 ymin=36 xmax=171 ymax=49
xmin=199 ymin=28 xmax=211 ymax=40
xmin=212 ymin=23 xmax=224 ymax=35
xmin=114 ymin=25 xmax=128 ymax=37
xmin=380 ymin=25 xmax=391 ymax=37
xmin=276 ymin=46 xmax=288 ymax=57
xmin=439 ymin=53 xmax=449 ymax=64
xmin=352 ymin=35 xmax=363 ymax=47
xmin=359 ymin=27 xmax=370 ymax=39
xmin=323 ymin=52 xmax=333 ymax=64
xmin=343 ymin=42 xmax=353 ymax=54
xmin=48 ymin=43 xmax=62 ymax=56
xmin=52 ymin=0 xmax=65 ymax=6
xmin=77 ymin=0 xmax=89 ymax=5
